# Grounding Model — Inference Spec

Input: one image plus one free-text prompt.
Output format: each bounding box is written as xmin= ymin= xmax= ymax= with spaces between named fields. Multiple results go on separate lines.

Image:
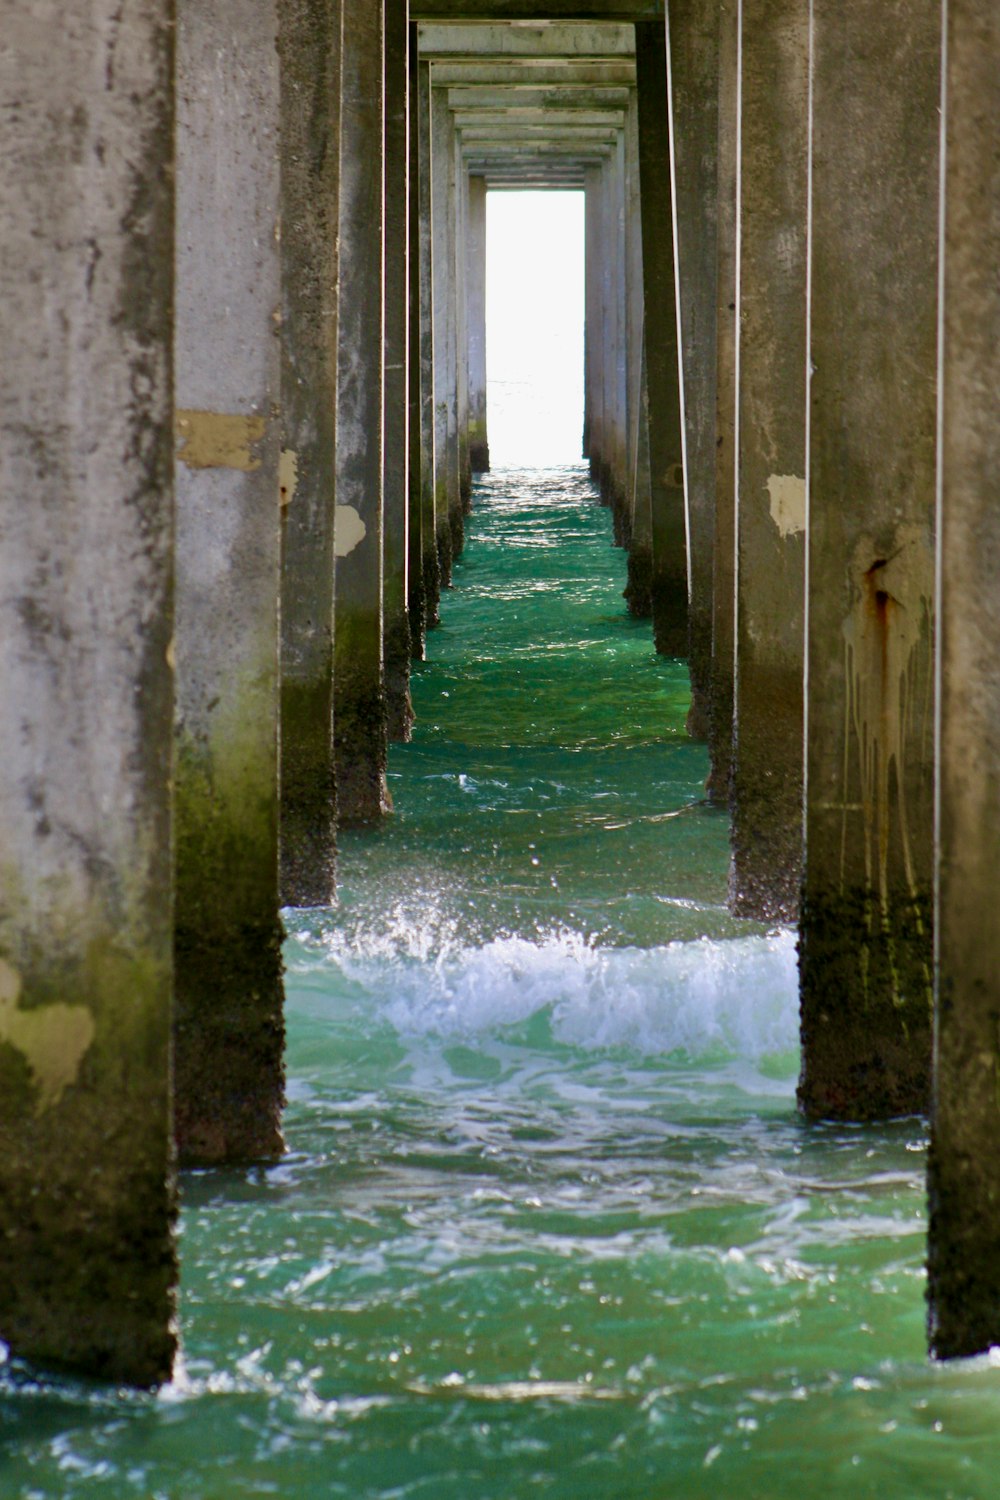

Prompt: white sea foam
xmin=324 ymin=927 xmax=799 ymax=1065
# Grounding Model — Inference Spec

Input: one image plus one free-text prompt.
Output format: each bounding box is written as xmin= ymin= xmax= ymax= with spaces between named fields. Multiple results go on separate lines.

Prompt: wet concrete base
xmin=624 ymin=543 xmax=653 ymax=618
xmin=175 ymin=918 xmax=286 ymax=1164
xmin=927 ymin=1124 xmax=1000 ymax=1360
xmin=0 ymin=951 xmax=176 ymax=1386
xmin=798 ymin=884 xmax=933 ymax=1120
xmin=730 ymin=690 xmax=802 ymax=922
xmin=280 ymin=676 xmax=337 ymax=907
xmin=334 ymin=651 xmax=392 ymax=825
xmin=385 ymin=607 xmax=415 ymax=742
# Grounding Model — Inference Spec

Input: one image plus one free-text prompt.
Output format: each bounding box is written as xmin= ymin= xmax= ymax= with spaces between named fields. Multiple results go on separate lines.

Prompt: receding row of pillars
xmin=0 ymin=0 xmax=997 ymax=1384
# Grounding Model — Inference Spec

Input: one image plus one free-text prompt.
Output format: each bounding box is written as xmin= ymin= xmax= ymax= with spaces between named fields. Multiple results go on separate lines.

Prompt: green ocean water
xmin=3 ymin=465 xmax=999 ymax=1499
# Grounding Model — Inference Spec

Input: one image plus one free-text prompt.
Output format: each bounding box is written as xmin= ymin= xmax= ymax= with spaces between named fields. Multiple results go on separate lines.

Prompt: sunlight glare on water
xmin=3 ymin=470 xmax=999 ymax=1499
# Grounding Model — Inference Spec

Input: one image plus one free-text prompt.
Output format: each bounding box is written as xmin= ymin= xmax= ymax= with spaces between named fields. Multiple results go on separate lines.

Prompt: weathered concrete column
xmin=624 ymin=90 xmax=650 ymax=607
xmin=730 ymin=0 xmax=808 ymax=923
xmin=334 ymin=0 xmax=389 ymax=824
xmin=174 ymin=0 xmax=285 ymax=1164
xmin=584 ymin=164 xmax=607 ymax=484
xmin=927 ymin=0 xmax=1000 ymax=1361
xmin=466 ymin=173 xmax=490 ymax=474
xmin=798 ymin=0 xmax=939 ymax=1120
xmin=608 ymin=131 xmax=631 ymax=543
xmin=416 ymin=56 xmax=443 ymax=622
xmin=635 ymin=19 xmax=687 ymax=657
xmin=278 ymin=0 xmax=342 ymax=907
xmin=383 ymin=0 xmax=414 ymax=743
xmin=625 ymin=329 xmax=655 ymax=617
xmin=408 ymin=24 xmax=429 ymax=657
xmin=707 ymin=0 xmax=739 ymax=800
xmin=432 ymin=85 xmax=463 ymax=567
xmin=667 ymin=0 xmax=720 ymax=740
xmin=455 ymin=151 xmax=472 ymax=512
xmin=0 ymin=0 xmax=176 ymax=1386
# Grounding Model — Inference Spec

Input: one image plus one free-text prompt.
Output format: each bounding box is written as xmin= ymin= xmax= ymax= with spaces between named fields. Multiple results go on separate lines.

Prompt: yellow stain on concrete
xmin=175 ymin=410 xmax=267 ymax=472
xmin=767 ymin=474 xmax=806 ymax=538
xmin=279 ymin=449 xmax=299 ymax=508
xmin=0 ymin=958 xmax=96 ymax=1113
xmin=334 ymin=504 xmax=367 ymax=558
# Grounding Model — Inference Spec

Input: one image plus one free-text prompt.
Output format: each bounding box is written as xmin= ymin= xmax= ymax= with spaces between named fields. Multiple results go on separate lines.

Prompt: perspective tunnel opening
xmin=485 ymin=190 xmax=586 ymax=468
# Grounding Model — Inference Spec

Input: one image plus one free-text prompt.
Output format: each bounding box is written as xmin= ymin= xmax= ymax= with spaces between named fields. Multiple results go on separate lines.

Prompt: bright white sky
xmin=485 ymin=190 xmax=586 ymax=468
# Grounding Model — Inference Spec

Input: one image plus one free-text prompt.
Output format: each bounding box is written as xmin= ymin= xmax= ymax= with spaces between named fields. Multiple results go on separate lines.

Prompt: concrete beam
xmin=414 ymin=2 xmax=660 ymax=18
xmin=0 ymin=0 xmax=177 ymax=1387
xmin=430 ymin=61 xmax=636 ymax=84
xmin=418 ymin=23 xmax=636 ymax=57
xmin=446 ymin=84 xmax=632 ymax=106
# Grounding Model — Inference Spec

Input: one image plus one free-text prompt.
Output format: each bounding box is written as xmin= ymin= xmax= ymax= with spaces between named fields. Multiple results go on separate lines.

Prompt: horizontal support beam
xmin=429 ymin=61 xmax=636 ymax=83
xmin=414 ymin=3 xmax=659 ymax=16
xmin=418 ymin=23 xmax=637 ymax=56
xmin=448 ymin=84 xmax=632 ymax=104
xmin=452 ymin=108 xmax=627 ymax=126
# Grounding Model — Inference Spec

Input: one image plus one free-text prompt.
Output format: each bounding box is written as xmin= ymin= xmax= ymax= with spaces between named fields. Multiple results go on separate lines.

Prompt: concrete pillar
xmin=455 ymin=151 xmax=472 ymax=512
xmin=625 ymin=329 xmax=655 ymax=617
xmin=584 ymin=165 xmax=607 ymax=486
xmin=730 ymin=0 xmax=808 ymax=923
xmin=0 ymin=0 xmax=176 ymax=1387
xmin=407 ymin=24 xmax=429 ymax=658
xmin=798 ymin=0 xmax=939 ymax=1120
xmin=624 ymin=90 xmax=649 ymax=604
xmin=432 ymin=86 xmax=464 ymax=568
xmin=416 ymin=57 xmax=443 ymax=622
xmin=927 ymin=0 xmax=1000 ymax=1361
xmin=609 ymin=131 xmax=631 ymax=542
xmin=174 ymin=0 xmax=285 ymax=1163
xmin=708 ymin=0 xmax=739 ymax=801
xmin=334 ymin=0 xmax=389 ymax=825
xmin=635 ymin=19 xmax=687 ymax=658
xmin=667 ymin=0 xmax=720 ymax=740
xmin=431 ymin=82 xmax=459 ymax=581
xmin=467 ymin=174 xmax=490 ymax=474
xmin=278 ymin=0 xmax=342 ymax=907
xmin=383 ymin=0 xmax=413 ymax=743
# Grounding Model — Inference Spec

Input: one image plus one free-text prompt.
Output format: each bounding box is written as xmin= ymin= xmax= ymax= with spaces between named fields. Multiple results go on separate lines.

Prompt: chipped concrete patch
xmin=0 ymin=958 xmax=96 ymax=1112
xmin=767 ymin=474 xmax=806 ymax=537
xmin=334 ymin=505 xmax=367 ymax=558
xmin=176 ymin=410 xmax=267 ymax=471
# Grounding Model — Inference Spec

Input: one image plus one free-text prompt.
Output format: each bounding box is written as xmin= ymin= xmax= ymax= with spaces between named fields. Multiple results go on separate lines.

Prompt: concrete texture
xmin=798 ymin=0 xmax=939 ymax=1121
xmin=635 ymin=19 xmax=687 ymax=658
xmin=432 ymin=84 xmax=463 ymax=570
xmin=334 ymin=0 xmax=390 ymax=825
xmin=408 ymin=23 xmax=430 ymax=658
xmin=174 ymin=0 xmax=286 ymax=1164
xmin=708 ymin=0 xmax=738 ymax=803
xmin=927 ymin=0 xmax=1000 ymax=1361
xmin=667 ymin=0 xmax=719 ymax=741
xmin=417 ymin=57 xmax=443 ymax=624
xmin=0 ymin=0 xmax=177 ymax=1386
xmin=278 ymin=0 xmax=343 ymax=907
xmin=384 ymin=0 xmax=415 ymax=744
xmin=729 ymin=0 xmax=807 ymax=923
xmin=467 ymin=174 xmax=491 ymax=473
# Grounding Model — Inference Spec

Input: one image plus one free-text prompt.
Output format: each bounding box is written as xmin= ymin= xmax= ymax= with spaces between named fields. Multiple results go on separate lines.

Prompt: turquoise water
xmin=3 ymin=466 xmax=1000 ymax=1498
